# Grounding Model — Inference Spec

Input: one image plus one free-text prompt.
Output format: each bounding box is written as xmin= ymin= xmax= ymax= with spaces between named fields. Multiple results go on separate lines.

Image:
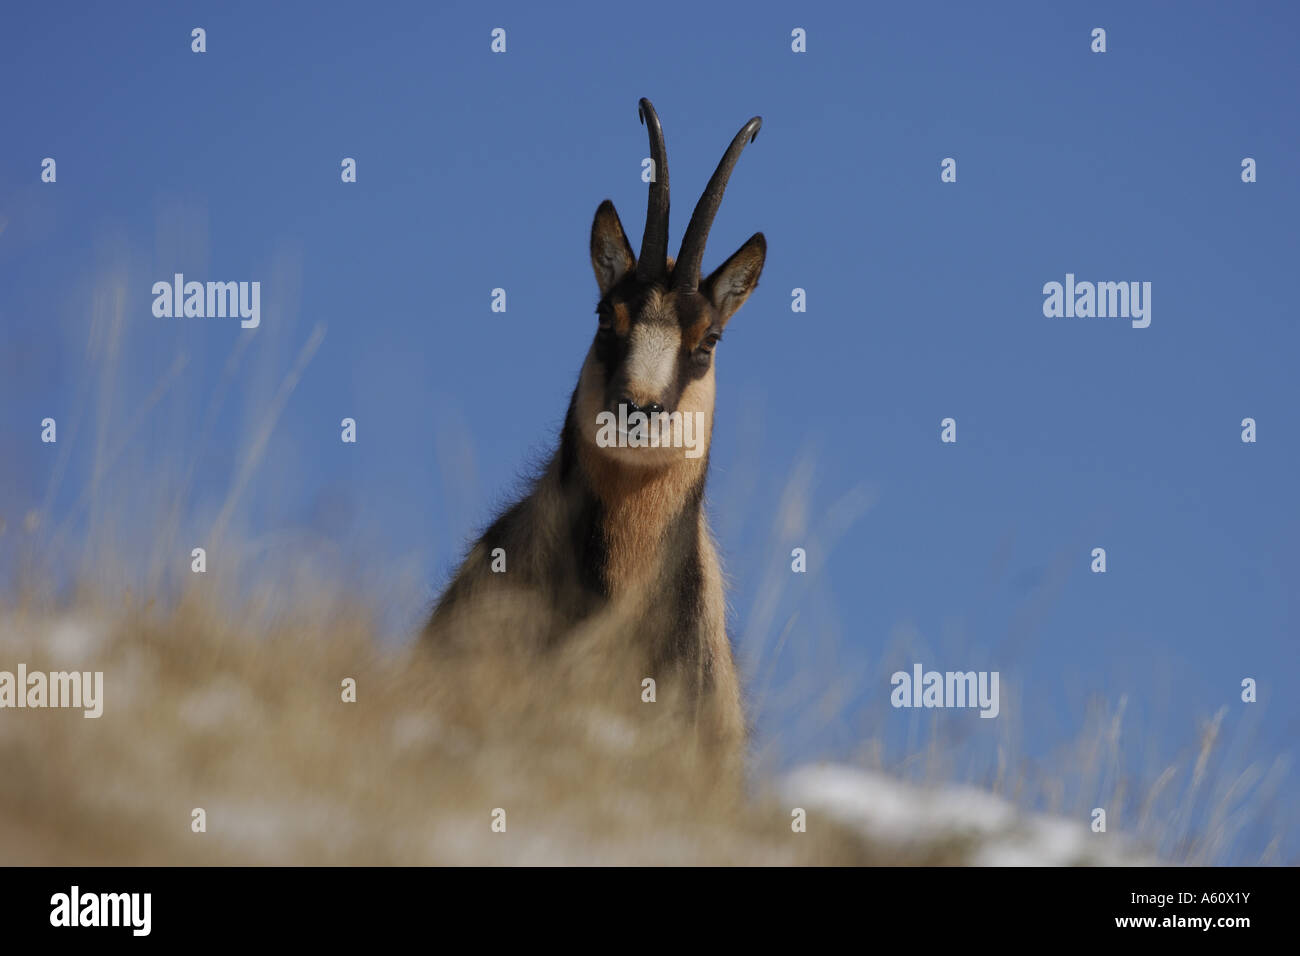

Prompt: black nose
xmin=618 ymin=398 xmax=665 ymax=416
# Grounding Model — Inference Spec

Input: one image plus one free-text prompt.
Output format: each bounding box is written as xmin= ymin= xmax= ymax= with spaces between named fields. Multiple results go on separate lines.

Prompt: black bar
xmin=0 ymin=865 xmax=1285 ymax=942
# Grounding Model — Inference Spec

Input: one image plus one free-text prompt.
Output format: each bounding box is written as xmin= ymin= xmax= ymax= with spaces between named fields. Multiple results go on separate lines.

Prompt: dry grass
xmin=0 ymin=588 xmax=913 ymax=865
xmin=2 ymin=579 xmax=1288 ymax=864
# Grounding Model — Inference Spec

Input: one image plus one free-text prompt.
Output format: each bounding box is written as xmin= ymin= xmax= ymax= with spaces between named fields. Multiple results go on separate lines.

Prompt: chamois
xmin=424 ymin=98 xmax=766 ymax=757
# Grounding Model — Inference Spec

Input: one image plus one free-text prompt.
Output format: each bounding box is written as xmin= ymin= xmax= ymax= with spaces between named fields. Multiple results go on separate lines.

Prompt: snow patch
xmin=780 ymin=764 xmax=1156 ymax=866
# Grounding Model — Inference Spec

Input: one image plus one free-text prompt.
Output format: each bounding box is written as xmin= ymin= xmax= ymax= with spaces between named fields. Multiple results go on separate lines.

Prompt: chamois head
xmin=576 ymin=98 xmax=766 ymax=468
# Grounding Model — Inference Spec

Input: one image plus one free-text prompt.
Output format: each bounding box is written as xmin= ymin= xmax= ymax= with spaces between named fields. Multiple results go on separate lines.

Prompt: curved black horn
xmin=673 ymin=115 xmax=761 ymax=292
xmin=636 ymin=98 xmax=670 ymax=283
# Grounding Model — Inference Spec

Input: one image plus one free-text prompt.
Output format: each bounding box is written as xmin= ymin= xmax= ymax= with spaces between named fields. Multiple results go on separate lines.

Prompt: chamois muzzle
xmin=618 ymin=397 xmax=665 ymax=418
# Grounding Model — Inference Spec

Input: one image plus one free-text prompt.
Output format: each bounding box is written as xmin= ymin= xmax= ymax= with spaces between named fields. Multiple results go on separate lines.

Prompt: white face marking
xmin=624 ymin=322 xmax=681 ymax=399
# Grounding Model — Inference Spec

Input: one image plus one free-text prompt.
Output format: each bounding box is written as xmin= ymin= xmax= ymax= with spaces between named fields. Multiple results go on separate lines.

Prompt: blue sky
xmin=2 ymin=2 xmax=1297 ymax=861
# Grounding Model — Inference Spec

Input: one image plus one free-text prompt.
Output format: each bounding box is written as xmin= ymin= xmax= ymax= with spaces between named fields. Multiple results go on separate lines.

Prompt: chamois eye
xmin=700 ymin=332 xmax=721 ymax=351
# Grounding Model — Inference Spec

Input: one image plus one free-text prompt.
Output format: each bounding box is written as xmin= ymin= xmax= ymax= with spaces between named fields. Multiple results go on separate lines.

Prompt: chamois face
xmin=577 ymin=200 xmax=765 ymax=468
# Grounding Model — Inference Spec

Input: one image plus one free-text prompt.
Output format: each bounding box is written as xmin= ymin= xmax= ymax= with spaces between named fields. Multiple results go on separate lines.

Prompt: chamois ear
xmin=590 ymin=199 xmax=636 ymax=296
xmin=702 ymin=232 xmax=766 ymax=324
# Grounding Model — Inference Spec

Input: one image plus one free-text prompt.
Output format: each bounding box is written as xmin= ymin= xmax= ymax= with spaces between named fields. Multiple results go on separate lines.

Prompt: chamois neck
xmin=578 ymin=446 xmax=707 ymax=513
xmin=558 ymin=415 xmax=708 ymax=594
xmin=585 ymin=447 xmax=706 ymax=593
